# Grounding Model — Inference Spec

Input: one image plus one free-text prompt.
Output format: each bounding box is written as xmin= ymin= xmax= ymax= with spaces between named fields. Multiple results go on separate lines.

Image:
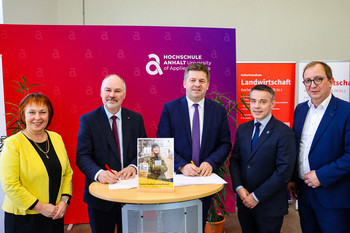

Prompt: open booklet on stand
xmin=137 ymin=138 xmax=174 ymax=191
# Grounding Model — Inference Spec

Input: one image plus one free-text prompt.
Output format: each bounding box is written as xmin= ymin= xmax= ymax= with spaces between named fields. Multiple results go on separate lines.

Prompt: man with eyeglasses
xmin=288 ymin=61 xmax=350 ymax=233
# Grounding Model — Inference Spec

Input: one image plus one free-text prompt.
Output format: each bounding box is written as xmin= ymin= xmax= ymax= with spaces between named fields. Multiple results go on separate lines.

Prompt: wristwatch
xmin=60 ymin=197 xmax=70 ymax=205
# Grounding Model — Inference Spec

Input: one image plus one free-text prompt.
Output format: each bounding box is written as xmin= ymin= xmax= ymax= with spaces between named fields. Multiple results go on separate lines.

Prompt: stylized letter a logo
xmin=146 ymin=54 xmax=163 ymax=75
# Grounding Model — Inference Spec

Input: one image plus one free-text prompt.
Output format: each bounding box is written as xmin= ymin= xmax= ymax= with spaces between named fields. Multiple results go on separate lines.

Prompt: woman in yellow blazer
xmin=0 ymin=93 xmax=73 ymax=233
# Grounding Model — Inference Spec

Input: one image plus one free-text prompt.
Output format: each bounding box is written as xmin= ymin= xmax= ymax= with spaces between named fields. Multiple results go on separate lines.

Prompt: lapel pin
xmin=266 ymin=131 xmax=270 ymax=134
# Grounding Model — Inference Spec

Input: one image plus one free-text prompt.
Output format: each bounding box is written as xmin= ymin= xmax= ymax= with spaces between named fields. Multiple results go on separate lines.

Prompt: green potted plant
xmin=0 ymin=76 xmax=41 ymax=152
xmin=0 ymin=136 xmax=6 ymax=152
xmin=205 ymin=91 xmax=250 ymax=233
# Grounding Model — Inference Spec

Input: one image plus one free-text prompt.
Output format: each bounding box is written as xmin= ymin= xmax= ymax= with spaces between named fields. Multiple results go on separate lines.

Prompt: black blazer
xmin=157 ymin=97 xmax=232 ymax=172
xmin=230 ymin=116 xmax=296 ymax=217
xmin=76 ymin=106 xmax=147 ymax=210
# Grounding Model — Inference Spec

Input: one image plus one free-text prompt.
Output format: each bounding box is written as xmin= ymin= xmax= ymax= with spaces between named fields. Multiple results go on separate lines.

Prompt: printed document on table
xmin=108 ymin=177 xmax=138 ymax=189
xmin=108 ymin=173 xmax=226 ymax=190
xmin=174 ymin=173 xmax=227 ymax=186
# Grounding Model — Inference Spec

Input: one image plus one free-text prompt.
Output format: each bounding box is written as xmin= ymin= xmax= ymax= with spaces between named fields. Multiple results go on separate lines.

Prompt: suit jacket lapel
xmin=98 ymin=106 xmax=119 ymax=158
xmin=310 ymin=96 xmax=337 ymax=153
xmin=121 ymin=108 xmax=131 ymax=150
xmin=180 ymin=97 xmax=192 ymax=144
xmin=249 ymin=116 xmax=275 ymax=160
xmin=294 ymin=102 xmax=309 ymax=140
xmin=245 ymin=121 xmax=255 ymax=156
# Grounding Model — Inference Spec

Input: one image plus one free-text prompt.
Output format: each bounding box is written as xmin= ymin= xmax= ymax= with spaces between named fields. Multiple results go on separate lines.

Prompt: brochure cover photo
xmin=137 ymin=138 xmax=174 ymax=190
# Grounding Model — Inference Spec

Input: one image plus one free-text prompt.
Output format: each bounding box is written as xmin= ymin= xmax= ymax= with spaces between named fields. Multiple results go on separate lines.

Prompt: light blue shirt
xmin=252 ymin=114 xmax=272 ymax=139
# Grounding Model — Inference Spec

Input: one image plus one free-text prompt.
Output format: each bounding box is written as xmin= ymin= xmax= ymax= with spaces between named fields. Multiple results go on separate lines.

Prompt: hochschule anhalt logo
xmin=146 ymin=54 xmax=163 ymax=75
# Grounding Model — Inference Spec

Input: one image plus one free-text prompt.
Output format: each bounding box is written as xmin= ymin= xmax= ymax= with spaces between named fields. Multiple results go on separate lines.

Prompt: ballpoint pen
xmin=190 ymin=161 xmax=200 ymax=175
xmin=105 ymin=164 xmax=119 ymax=181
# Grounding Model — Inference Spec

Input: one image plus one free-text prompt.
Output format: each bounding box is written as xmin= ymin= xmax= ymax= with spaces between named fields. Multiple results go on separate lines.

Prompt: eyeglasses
xmin=303 ymin=77 xmax=324 ymax=87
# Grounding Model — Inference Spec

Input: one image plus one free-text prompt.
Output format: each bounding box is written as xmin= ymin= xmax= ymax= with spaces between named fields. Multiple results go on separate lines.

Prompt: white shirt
xmin=298 ymin=93 xmax=332 ymax=180
xmin=95 ymin=107 xmax=126 ymax=181
xmin=186 ymin=97 xmax=205 ymax=145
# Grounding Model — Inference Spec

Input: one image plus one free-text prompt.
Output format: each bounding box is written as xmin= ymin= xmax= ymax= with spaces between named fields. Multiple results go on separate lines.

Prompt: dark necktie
xmin=251 ymin=122 xmax=261 ymax=150
xmin=192 ymin=103 xmax=200 ymax=166
xmin=111 ymin=116 xmax=121 ymax=158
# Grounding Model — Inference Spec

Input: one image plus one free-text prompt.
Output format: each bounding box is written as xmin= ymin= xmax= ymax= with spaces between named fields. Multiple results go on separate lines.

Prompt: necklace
xmin=33 ymin=139 xmax=50 ymax=159
xmin=22 ymin=130 xmax=50 ymax=159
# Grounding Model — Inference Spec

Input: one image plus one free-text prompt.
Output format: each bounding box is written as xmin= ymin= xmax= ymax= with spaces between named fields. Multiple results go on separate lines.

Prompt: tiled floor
xmin=64 ymin=202 xmax=301 ymax=233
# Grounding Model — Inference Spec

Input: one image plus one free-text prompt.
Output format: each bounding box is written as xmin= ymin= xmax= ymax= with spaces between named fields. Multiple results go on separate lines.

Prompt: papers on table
xmin=109 ymin=177 xmax=138 ymax=189
xmin=108 ymin=173 xmax=226 ymax=190
xmin=174 ymin=173 xmax=227 ymax=186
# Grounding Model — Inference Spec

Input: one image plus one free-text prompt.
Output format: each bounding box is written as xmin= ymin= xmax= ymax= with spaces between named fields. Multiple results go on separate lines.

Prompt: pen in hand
xmin=191 ymin=161 xmax=200 ymax=175
xmin=105 ymin=164 xmax=119 ymax=181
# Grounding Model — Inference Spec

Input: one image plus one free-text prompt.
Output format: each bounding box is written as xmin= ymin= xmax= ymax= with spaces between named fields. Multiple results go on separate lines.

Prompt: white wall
xmin=1 ymin=0 xmax=350 ymax=229
xmin=2 ymin=0 xmax=350 ymax=61
xmin=3 ymin=0 xmax=57 ymax=24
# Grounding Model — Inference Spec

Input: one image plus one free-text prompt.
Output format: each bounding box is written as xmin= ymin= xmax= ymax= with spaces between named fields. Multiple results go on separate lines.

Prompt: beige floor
xmin=64 ymin=202 xmax=301 ymax=233
xmin=222 ymin=202 xmax=301 ymax=233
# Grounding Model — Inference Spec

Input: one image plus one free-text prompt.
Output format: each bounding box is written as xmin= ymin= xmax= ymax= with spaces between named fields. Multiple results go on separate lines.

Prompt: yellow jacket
xmin=0 ymin=131 xmax=73 ymax=215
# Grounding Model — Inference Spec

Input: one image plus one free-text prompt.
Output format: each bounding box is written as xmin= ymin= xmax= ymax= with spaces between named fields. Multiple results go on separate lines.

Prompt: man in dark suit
xmin=76 ymin=74 xmax=147 ymax=233
xmin=288 ymin=61 xmax=350 ymax=233
xmin=157 ymin=63 xmax=232 ymax=230
xmin=230 ymin=84 xmax=296 ymax=233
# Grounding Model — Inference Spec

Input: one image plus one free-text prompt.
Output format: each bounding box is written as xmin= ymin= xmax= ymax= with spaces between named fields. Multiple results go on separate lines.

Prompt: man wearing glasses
xmin=288 ymin=61 xmax=350 ymax=233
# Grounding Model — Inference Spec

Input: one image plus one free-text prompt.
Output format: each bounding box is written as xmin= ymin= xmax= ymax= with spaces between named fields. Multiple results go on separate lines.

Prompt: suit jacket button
xmin=247 ymin=165 xmax=251 ymax=168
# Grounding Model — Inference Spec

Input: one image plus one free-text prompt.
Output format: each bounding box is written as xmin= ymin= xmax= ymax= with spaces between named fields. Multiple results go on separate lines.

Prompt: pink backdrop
xmin=0 ymin=25 xmax=237 ymax=223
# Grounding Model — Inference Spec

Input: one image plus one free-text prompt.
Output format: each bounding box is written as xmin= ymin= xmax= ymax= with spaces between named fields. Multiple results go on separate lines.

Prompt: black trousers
xmin=87 ymin=203 xmax=122 ymax=233
xmin=202 ymin=195 xmax=212 ymax=231
xmin=4 ymin=212 xmax=64 ymax=233
xmin=237 ymin=206 xmax=283 ymax=233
